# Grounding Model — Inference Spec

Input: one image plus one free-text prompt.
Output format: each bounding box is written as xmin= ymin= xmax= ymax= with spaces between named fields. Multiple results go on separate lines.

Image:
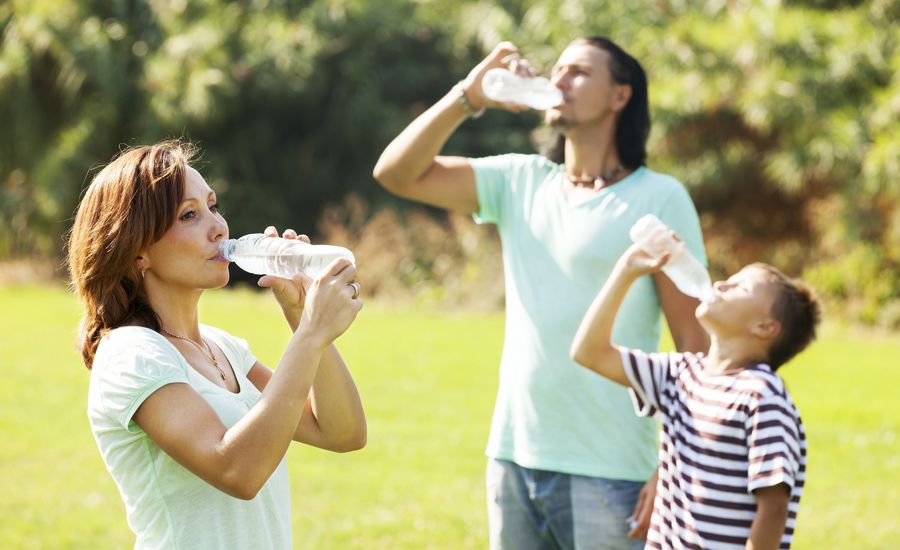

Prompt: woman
xmin=68 ymin=141 xmax=366 ymax=549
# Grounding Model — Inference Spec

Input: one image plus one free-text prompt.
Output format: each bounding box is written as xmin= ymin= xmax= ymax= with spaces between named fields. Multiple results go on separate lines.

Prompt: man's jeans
xmin=487 ymin=458 xmax=646 ymax=550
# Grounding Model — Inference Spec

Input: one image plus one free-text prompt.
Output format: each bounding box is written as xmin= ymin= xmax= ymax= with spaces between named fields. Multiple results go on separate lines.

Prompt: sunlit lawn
xmin=0 ymin=285 xmax=897 ymax=548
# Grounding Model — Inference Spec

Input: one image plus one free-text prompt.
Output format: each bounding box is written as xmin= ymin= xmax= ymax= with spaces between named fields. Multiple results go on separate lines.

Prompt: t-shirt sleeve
xmin=746 ymin=392 xmax=803 ymax=495
xmin=92 ymin=330 xmax=190 ymax=432
xmin=470 ymin=154 xmax=526 ymax=226
xmin=619 ymin=347 xmax=680 ymax=417
xmin=657 ymin=182 xmax=706 ymax=267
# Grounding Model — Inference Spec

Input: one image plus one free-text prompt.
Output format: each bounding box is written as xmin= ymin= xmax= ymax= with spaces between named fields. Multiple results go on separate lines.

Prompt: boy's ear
xmin=752 ymin=318 xmax=781 ymax=341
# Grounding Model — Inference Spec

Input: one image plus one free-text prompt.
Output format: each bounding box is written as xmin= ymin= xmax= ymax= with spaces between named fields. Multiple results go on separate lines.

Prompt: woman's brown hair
xmin=67 ymin=141 xmax=195 ymax=368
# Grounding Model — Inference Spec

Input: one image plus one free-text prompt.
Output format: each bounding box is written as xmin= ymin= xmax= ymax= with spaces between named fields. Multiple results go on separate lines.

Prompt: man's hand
xmin=747 ymin=484 xmax=790 ymax=550
xmin=627 ymin=469 xmax=658 ymax=540
xmin=460 ymin=42 xmax=536 ymax=113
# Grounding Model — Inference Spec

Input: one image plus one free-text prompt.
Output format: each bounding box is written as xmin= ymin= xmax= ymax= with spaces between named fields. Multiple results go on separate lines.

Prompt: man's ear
xmin=752 ymin=318 xmax=781 ymax=341
xmin=612 ymin=84 xmax=632 ymax=112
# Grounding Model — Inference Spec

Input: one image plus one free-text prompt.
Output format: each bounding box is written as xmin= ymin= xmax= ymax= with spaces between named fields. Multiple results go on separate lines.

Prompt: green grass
xmin=1 ymin=285 xmax=897 ymax=548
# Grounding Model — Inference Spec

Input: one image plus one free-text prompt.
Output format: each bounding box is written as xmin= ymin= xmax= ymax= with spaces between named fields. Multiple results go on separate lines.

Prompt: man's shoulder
xmin=472 ymin=153 xmax=559 ymax=172
xmin=634 ymin=167 xmax=687 ymax=192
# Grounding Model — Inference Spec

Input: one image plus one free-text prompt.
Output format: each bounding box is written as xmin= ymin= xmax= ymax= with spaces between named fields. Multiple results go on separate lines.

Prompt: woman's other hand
xmin=257 ymin=226 xmax=313 ymax=329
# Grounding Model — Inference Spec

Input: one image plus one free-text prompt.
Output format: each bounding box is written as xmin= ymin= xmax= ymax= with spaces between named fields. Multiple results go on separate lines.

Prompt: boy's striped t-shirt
xmin=620 ymin=349 xmax=806 ymax=549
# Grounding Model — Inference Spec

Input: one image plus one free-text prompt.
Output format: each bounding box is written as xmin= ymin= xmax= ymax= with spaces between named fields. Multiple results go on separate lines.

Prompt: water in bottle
xmin=629 ymin=215 xmax=713 ymax=301
xmin=219 ymin=234 xmax=356 ymax=279
xmin=481 ymin=68 xmax=563 ymax=110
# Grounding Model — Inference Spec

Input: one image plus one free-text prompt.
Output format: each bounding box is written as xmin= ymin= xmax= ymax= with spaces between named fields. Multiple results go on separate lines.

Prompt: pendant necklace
xmin=161 ymin=328 xmax=227 ymax=383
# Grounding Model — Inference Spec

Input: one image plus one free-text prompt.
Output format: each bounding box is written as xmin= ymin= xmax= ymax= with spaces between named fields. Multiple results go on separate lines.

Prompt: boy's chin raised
xmin=695 ymin=301 xmax=711 ymax=319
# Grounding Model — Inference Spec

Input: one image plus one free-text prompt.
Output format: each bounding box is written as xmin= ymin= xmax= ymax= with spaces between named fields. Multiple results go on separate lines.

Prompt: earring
xmin=141 ymin=268 xmax=146 ymax=279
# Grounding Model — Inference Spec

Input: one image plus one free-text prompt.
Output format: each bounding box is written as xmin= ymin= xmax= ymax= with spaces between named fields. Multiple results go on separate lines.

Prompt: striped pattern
xmin=621 ymin=349 xmax=806 ymax=549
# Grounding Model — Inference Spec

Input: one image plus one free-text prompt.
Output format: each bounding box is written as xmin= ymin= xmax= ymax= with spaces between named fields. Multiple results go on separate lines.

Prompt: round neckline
xmin=556 ymin=165 xmax=644 ymax=205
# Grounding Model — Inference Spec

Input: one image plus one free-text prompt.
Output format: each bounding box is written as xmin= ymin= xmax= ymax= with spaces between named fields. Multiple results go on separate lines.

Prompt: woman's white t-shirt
xmin=88 ymin=325 xmax=291 ymax=549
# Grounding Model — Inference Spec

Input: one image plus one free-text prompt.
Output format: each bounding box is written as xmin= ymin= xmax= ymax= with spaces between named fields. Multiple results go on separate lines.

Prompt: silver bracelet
xmin=452 ymin=82 xmax=485 ymax=119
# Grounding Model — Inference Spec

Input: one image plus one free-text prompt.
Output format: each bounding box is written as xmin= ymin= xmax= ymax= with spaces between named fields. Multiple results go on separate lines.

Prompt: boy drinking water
xmin=571 ymin=243 xmax=820 ymax=549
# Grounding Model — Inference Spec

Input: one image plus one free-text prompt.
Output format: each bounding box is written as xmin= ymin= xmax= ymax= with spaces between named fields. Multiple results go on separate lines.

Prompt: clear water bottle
xmin=481 ymin=68 xmax=563 ymax=110
xmin=629 ymin=215 xmax=713 ymax=301
xmin=219 ymin=234 xmax=356 ymax=279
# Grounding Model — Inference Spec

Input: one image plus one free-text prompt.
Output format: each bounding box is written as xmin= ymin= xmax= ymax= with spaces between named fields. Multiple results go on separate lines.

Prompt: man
xmin=373 ymin=37 xmax=708 ymax=549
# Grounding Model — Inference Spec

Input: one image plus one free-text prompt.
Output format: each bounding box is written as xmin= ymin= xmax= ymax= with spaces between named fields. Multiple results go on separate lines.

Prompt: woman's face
xmin=140 ymin=167 xmax=230 ymax=292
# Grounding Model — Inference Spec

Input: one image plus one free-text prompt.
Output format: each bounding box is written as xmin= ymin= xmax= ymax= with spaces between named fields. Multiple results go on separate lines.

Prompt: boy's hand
xmin=618 ymin=243 xmax=671 ymax=278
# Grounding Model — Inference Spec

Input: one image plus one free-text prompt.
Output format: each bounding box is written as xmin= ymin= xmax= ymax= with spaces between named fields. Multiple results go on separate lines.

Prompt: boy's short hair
xmin=750 ymin=263 xmax=822 ymax=370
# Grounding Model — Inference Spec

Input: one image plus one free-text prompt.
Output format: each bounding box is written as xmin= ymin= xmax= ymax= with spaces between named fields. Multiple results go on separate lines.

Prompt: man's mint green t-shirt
xmin=471 ymin=154 xmax=706 ymax=480
xmin=87 ymin=326 xmax=291 ymax=549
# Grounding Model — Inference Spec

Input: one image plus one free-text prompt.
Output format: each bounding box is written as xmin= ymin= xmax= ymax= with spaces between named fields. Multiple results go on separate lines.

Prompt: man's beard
xmin=547 ymin=110 xmax=574 ymax=131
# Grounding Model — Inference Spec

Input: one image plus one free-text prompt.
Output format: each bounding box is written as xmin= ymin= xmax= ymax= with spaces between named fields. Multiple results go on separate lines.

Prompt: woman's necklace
xmin=566 ymin=164 xmax=627 ymax=190
xmin=161 ymin=328 xmax=227 ymax=383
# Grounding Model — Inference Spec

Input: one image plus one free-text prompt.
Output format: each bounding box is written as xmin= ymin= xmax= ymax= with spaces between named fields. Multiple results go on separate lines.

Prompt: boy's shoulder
xmin=736 ymin=364 xmax=794 ymax=405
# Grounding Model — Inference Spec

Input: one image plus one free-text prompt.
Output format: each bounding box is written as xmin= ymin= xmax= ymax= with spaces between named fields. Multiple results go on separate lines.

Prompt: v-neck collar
xmin=147 ymin=326 xmax=243 ymax=395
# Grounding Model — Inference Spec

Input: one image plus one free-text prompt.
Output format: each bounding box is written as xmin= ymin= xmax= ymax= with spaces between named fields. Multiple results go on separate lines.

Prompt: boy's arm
xmin=571 ymin=245 xmax=669 ymax=387
xmin=746 ymin=485 xmax=790 ymax=550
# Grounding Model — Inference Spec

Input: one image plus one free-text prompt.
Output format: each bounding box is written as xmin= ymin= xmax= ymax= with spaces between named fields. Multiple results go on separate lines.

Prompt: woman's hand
xmin=298 ymin=258 xmax=363 ymax=348
xmin=257 ymin=226 xmax=314 ymax=329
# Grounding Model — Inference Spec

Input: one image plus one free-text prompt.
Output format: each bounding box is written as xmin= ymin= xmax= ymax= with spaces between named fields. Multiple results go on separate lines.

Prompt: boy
xmin=571 ymin=244 xmax=820 ymax=549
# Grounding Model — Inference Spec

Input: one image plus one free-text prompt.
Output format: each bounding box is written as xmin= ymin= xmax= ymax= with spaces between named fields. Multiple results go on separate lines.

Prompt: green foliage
xmin=804 ymin=241 xmax=900 ymax=327
xmin=1 ymin=0 xmax=898 ymax=322
xmin=1 ymin=285 xmax=898 ymax=548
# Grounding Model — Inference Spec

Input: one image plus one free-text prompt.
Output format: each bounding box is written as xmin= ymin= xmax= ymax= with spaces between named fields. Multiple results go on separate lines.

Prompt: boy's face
xmin=696 ymin=266 xmax=781 ymax=340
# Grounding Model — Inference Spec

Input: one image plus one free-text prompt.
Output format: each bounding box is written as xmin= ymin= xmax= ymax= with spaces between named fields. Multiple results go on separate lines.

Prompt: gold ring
xmin=349 ymin=282 xmax=360 ymax=299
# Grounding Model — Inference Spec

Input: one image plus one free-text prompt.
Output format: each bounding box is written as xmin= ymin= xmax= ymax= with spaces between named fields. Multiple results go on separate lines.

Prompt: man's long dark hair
xmin=543 ymin=36 xmax=650 ymax=169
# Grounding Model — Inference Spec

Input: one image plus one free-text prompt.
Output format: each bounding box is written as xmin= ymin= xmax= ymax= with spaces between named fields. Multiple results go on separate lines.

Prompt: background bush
xmin=1 ymin=0 xmax=898 ymax=324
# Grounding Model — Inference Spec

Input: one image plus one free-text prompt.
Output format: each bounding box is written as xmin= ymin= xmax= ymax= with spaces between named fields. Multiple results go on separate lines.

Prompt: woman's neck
xmin=145 ymin=285 xmax=203 ymax=339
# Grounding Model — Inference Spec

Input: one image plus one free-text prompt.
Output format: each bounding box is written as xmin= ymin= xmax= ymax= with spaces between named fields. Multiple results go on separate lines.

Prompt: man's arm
xmin=655 ymin=273 xmax=709 ymax=353
xmin=747 ymin=485 xmax=790 ymax=550
xmin=571 ymin=245 xmax=669 ymax=386
xmin=372 ymin=42 xmax=521 ymax=213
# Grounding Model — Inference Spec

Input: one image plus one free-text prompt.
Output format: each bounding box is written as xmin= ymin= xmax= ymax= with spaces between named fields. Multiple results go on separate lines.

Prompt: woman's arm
xmin=246 ymin=344 xmax=366 ymax=453
xmin=133 ymin=259 xmax=362 ymax=500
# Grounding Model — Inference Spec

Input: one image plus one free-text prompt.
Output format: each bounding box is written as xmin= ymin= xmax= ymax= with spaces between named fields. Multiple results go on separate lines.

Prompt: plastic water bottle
xmin=629 ymin=215 xmax=713 ymax=301
xmin=481 ymin=68 xmax=563 ymax=110
xmin=219 ymin=234 xmax=356 ymax=279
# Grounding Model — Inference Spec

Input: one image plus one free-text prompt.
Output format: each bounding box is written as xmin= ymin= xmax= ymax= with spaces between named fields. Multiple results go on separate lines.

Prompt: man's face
xmin=697 ymin=266 xmax=781 ymax=339
xmin=545 ymin=42 xmax=628 ymax=129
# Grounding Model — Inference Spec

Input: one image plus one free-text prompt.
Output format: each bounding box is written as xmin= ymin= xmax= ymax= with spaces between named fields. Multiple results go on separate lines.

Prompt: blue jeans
xmin=486 ymin=459 xmax=646 ymax=550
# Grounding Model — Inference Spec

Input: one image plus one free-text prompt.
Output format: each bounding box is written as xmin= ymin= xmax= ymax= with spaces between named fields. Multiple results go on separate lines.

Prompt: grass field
xmin=1 ymin=285 xmax=897 ymax=548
